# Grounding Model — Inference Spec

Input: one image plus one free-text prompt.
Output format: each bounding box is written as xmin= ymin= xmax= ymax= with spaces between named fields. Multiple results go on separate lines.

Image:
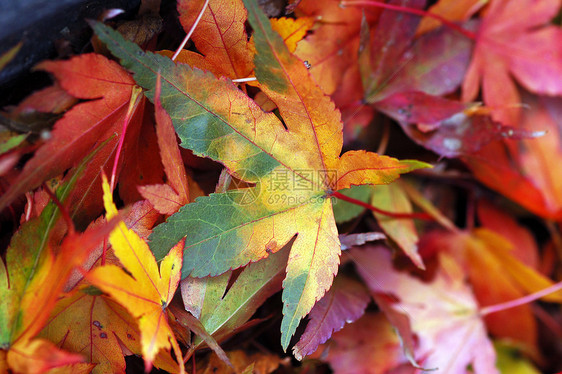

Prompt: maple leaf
xmin=462 ymin=0 xmax=562 ymax=126
xmin=464 ymin=95 xmax=562 ymax=219
xmin=176 ymin=0 xmax=254 ymax=79
xmin=293 ymin=275 xmax=370 ymax=360
xmin=181 ymin=243 xmax=288 ymax=350
xmin=0 ymin=153 xmax=114 ymax=342
xmin=420 ymin=223 xmax=562 ymax=352
xmin=196 ymin=350 xmax=281 ymax=374
xmin=360 ymin=0 xmax=471 ymax=103
xmin=3 ymin=338 xmax=90 ymax=373
xmin=40 ymin=288 xmax=140 ymax=374
xmin=90 ymin=0 xmax=427 ymax=350
xmin=351 ymin=246 xmax=499 ymax=373
xmin=294 ymin=0 xmax=374 ymax=95
xmin=338 ymin=0 xmax=473 ymax=142
xmin=370 ymin=183 xmax=421 ymax=268
xmin=417 ymin=0 xmax=484 ymax=34
xmin=0 ymin=185 xmax=116 ymax=372
xmin=312 ymin=313 xmax=407 ymax=374
xmin=86 ymin=175 xmax=184 ymax=373
xmin=42 ymin=198 xmax=179 ymax=374
xmin=139 ymin=75 xmax=191 ymax=215
xmin=0 ymin=53 xmax=164 ymax=222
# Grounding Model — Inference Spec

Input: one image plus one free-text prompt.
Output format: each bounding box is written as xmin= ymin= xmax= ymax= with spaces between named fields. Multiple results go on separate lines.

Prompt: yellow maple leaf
xmin=86 ymin=175 xmax=185 ymax=373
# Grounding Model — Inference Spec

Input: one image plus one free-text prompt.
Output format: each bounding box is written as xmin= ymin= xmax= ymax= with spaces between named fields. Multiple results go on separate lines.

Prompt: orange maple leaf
xmin=176 ymin=0 xmax=254 ymax=79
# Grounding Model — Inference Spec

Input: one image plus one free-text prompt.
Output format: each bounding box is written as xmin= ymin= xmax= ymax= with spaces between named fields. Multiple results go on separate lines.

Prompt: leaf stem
xmin=42 ymin=182 xmax=76 ymax=236
xmin=232 ymin=77 xmax=257 ymax=83
xmin=110 ymin=86 xmax=143 ymax=191
xmin=172 ymin=0 xmax=210 ymax=61
xmin=331 ymin=190 xmax=433 ymax=220
xmin=480 ymin=280 xmax=562 ymax=316
xmin=340 ymin=0 xmax=477 ymax=40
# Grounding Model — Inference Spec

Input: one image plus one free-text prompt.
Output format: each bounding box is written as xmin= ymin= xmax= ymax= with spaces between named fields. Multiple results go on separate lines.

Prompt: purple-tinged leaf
xmin=361 ymin=0 xmax=472 ymax=103
xmin=373 ymin=24 xmax=473 ymax=100
xmin=350 ymin=245 xmax=499 ymax=374
xmin=360 ymin=0 xmax=425 ymax=100
xmin=375 ymin=91 xmax=467 ymax=126
xmin=293 ymin=276 xmax=370 ymax=360
xmin=399 ymin=112 xmax=545 ymax=158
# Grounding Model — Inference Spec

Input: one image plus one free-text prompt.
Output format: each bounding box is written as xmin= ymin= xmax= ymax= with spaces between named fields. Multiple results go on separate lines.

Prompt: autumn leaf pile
xmin=1 ymin=0 xmax=562 ymax=372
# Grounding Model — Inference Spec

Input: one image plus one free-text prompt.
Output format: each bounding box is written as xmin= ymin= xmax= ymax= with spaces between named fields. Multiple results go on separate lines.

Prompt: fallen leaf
xmin=89 ymin=1 xmax=427 ymax=351
xmin=398 ymin=108 xmax=544 ymax=158
xmin=370 ymin=182 xmax=421 ymax=268
xmin=294 ymin=0 xmax=377 ymax=94
xmin=351 ymin=245 xmax=499 ymax=373
xmin=40 ymin=288 xmax=141 ymax=374
xmin=177 ymin=0 xmax=254 ymax=79
xmin=0 ymin=163 xmax=116 ymax=351
xmin=464 ymin=95 xmax=562 ymax=219
xmin=420 ymin=227 xmax=562 ymax=351
xmin=6 ymin=338 xmax=87 ymax=374
xmin=351 ymin=0 xmax=473 ymax=143
xmin=86 ymin=175 xmax=184 ymax=373
xmin=313 ymin=313 xmax=406 ymax=374
xmin=361 ymin=0 xmax=471 ymax=103
xmin=462 ymin=0 xmax=562 ymax=126
xmin=293 ymin=275 xmax=370 ymax=360
xmin=0 ymin=53 xmax=163 ymax=225
xmin=271 ymin=17 xmax=315 ymax=53
xmin=417 ymin=0 xmax=484 ymax=34
xmin=193 ymin=244 xmax=289 ymax=347
xmin=0 ymin=212 xmax=115 ymax=373
xmin=477 ymin=199 xmax=539 ymax=269
xmin=197 ymin=350 xmax=281 ymax=374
